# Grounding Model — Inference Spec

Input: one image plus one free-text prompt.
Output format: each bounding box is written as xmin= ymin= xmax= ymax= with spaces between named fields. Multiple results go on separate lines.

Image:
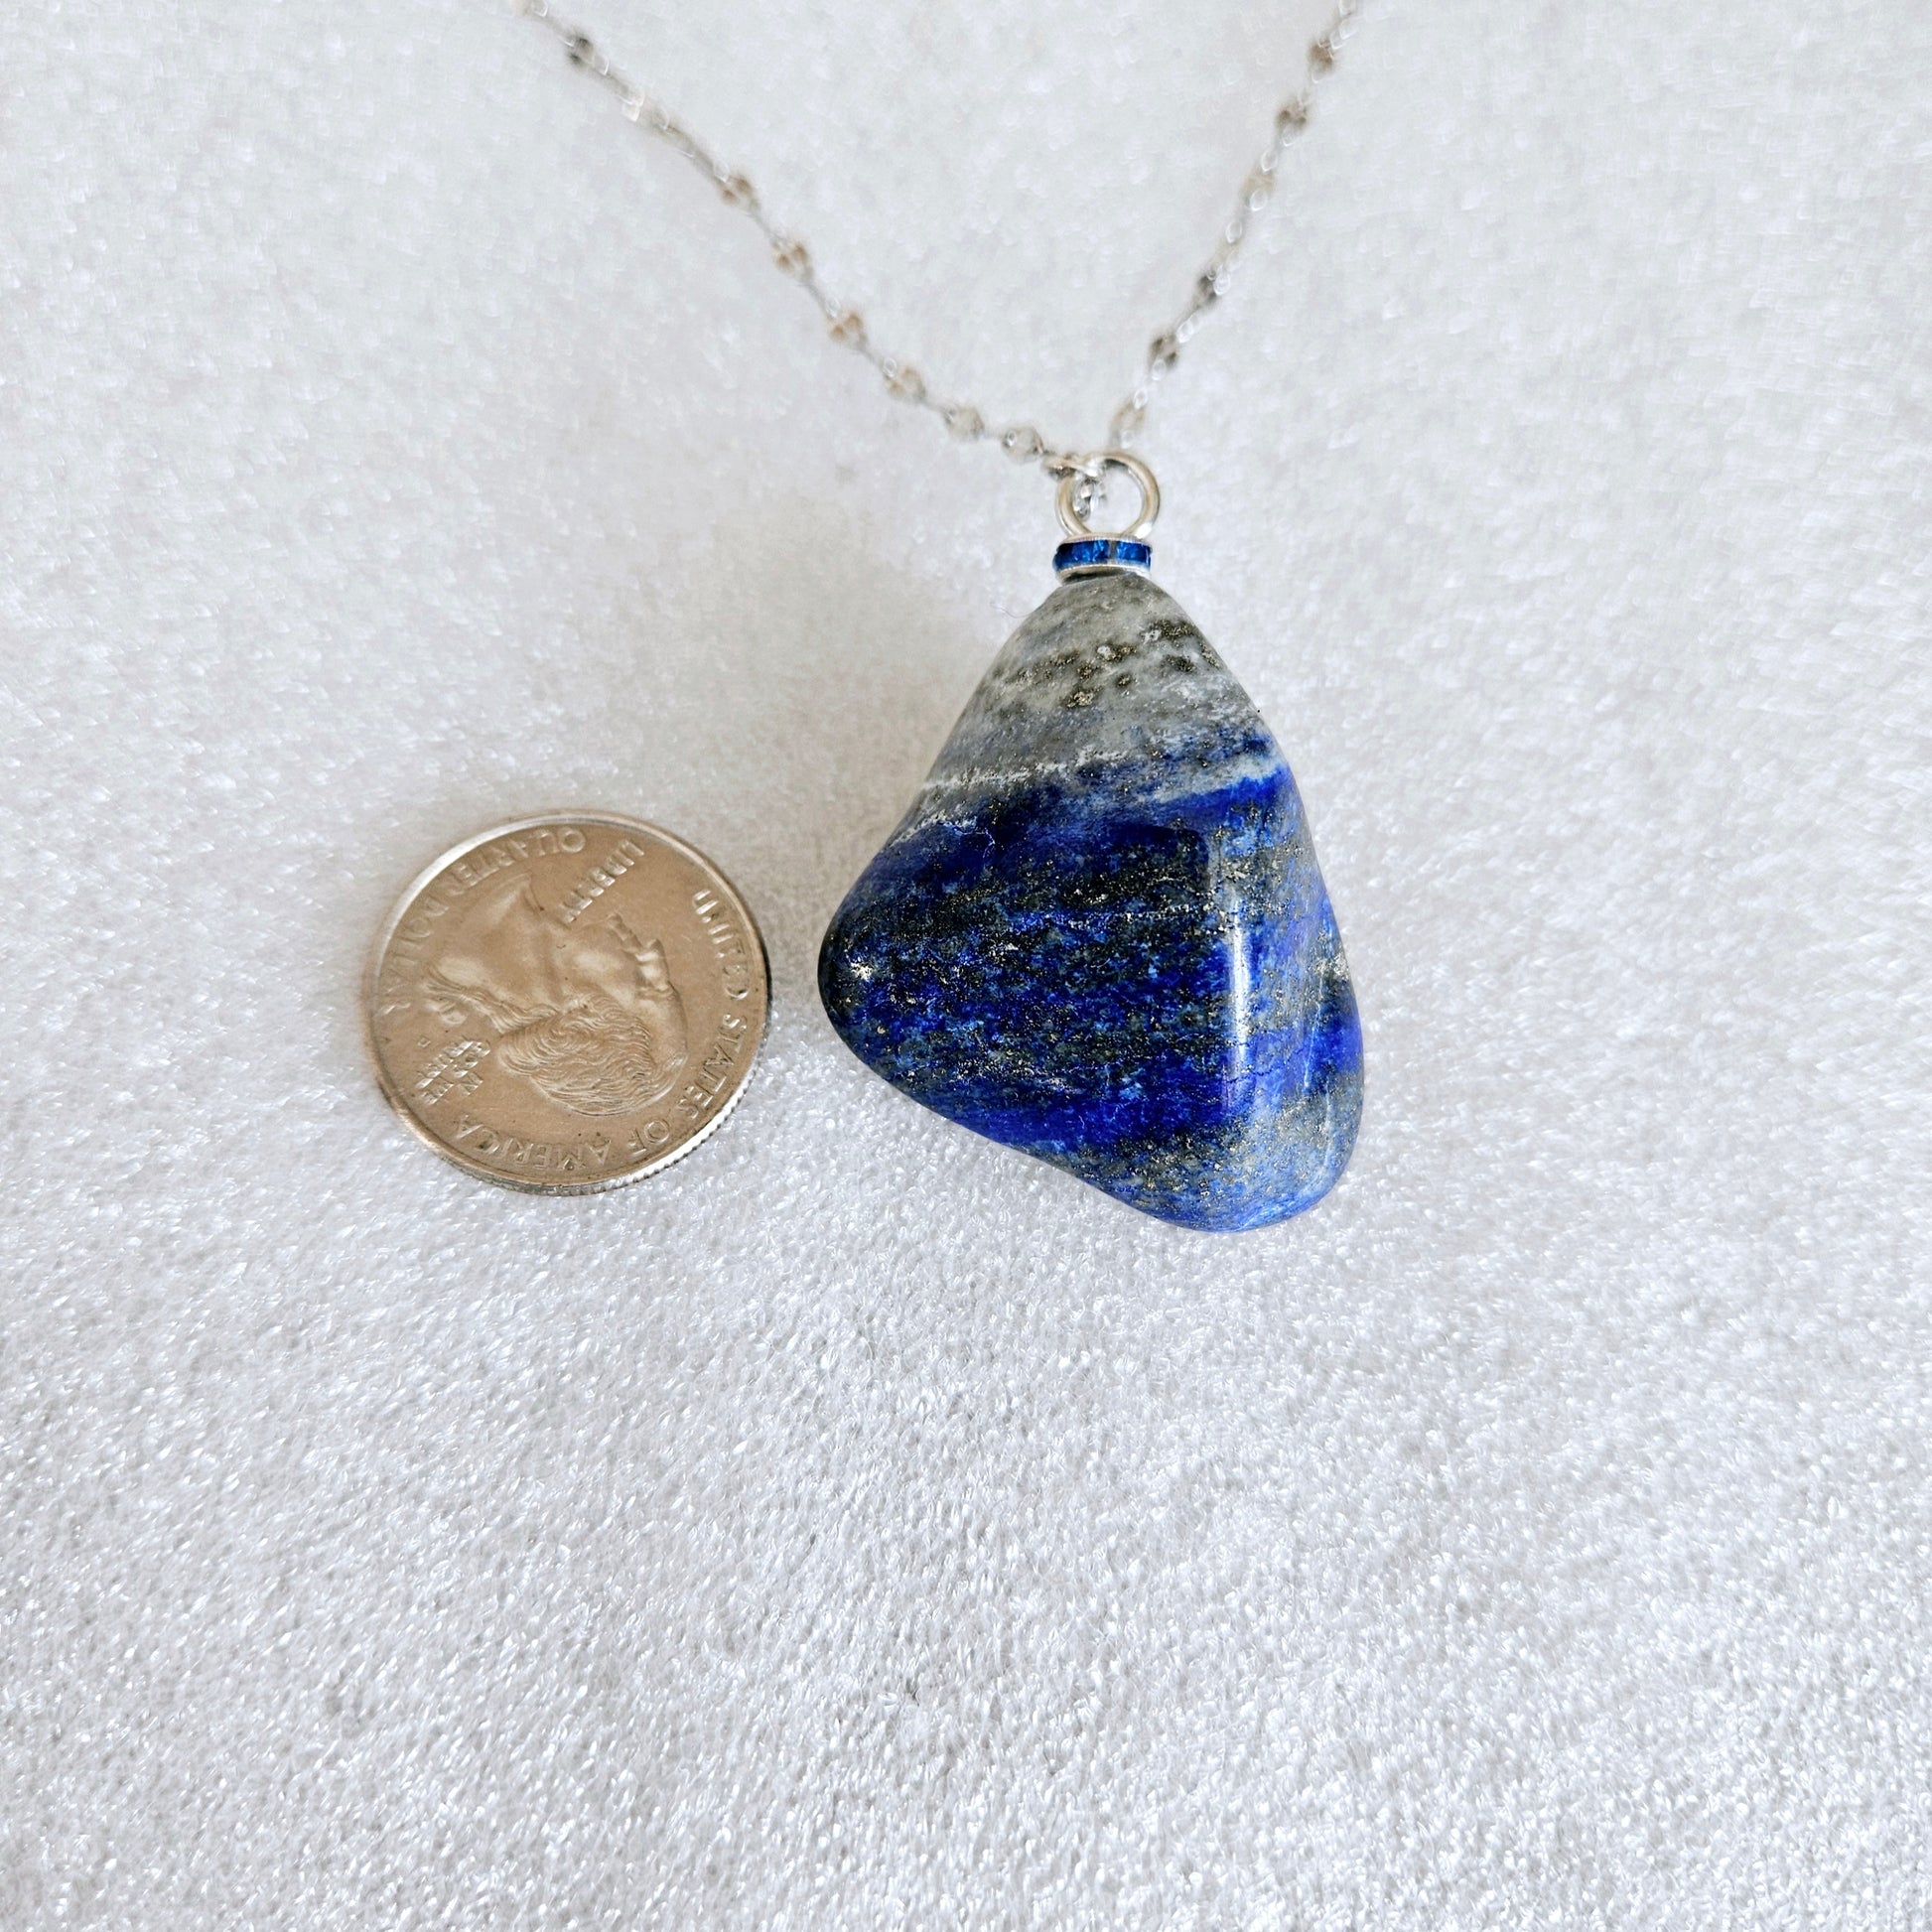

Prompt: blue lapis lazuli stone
xmin=818 ymin=568 xmax=1362 ymax=1231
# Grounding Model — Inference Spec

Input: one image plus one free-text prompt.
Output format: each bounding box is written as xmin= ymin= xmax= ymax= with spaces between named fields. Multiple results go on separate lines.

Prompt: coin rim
xmin=363 ymin=810 xmax=770 ymax=1195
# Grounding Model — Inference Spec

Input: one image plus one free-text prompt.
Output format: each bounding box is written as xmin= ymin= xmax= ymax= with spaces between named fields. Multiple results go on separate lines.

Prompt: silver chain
xmin=514 ymin=0 xmax=1360 ymax=487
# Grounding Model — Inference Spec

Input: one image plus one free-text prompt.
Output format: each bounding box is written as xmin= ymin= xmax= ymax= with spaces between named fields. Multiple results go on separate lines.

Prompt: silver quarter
xmin=366 ymin=812 xmax=768 ymax=1192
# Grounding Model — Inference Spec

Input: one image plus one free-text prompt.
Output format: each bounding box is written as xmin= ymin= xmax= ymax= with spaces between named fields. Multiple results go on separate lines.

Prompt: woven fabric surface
xmin=3 ymin=0 xmax=1928 ymax=1923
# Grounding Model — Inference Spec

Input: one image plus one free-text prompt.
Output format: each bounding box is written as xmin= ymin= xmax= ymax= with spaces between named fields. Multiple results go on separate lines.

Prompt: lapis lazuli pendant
xmin=818 ymin=499 xmax=1362 ymax=1231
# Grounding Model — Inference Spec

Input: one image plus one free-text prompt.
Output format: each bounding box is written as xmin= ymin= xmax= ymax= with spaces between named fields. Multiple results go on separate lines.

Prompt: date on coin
xmin=365 ymin=813 xmax=768 ymax=1191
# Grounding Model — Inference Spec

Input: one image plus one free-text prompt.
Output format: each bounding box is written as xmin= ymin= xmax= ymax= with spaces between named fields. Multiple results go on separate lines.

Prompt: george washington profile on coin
xmin=421 ymin=874 xmax=689 ymax=1116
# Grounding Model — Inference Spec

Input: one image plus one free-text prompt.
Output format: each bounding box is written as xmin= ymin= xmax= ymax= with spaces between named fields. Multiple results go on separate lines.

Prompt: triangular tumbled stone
xmin=818 ymin=570 xmax=1362 ymax=1230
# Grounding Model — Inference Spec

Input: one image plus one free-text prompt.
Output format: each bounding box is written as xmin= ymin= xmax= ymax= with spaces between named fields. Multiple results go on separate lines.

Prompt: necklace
xmin=519 ymin=2 xmax=1366 ymax=1232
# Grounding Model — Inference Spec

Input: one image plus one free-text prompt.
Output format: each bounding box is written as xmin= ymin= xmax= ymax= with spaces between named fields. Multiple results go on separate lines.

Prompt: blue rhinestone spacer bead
xmin=1053 ymin=537 xmax=1153 ymax=576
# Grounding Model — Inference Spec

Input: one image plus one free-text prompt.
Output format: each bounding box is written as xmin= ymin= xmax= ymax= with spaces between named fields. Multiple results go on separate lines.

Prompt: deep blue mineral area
xmin=817 ymin=569 xmax=1362 ymax=1231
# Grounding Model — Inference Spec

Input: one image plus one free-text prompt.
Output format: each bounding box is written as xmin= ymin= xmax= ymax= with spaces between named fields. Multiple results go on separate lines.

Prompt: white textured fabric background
xmin=3 ymin=0 xmax=1929 ymax=1923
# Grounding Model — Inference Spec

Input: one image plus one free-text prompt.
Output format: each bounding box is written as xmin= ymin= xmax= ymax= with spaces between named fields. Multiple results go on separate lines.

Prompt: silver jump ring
xmin=1054 ymin=451 xmax=1162 ymax=541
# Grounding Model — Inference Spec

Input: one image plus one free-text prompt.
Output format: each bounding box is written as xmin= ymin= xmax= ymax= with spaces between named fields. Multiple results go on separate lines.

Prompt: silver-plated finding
xmin=515 ymin=0 xmax=1364 ymax=475
xmin=1055 ymin=453 xmax=1161 ymax=542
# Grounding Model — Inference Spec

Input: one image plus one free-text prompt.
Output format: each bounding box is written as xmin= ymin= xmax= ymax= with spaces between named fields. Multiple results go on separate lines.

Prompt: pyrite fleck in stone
xmin=818 ymin=570 xmax=1362 ymax=1231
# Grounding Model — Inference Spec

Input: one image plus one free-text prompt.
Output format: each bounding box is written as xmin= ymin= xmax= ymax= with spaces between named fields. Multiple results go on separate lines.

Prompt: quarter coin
xmin=365 ymin=812 xmax=768 ymax=1192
